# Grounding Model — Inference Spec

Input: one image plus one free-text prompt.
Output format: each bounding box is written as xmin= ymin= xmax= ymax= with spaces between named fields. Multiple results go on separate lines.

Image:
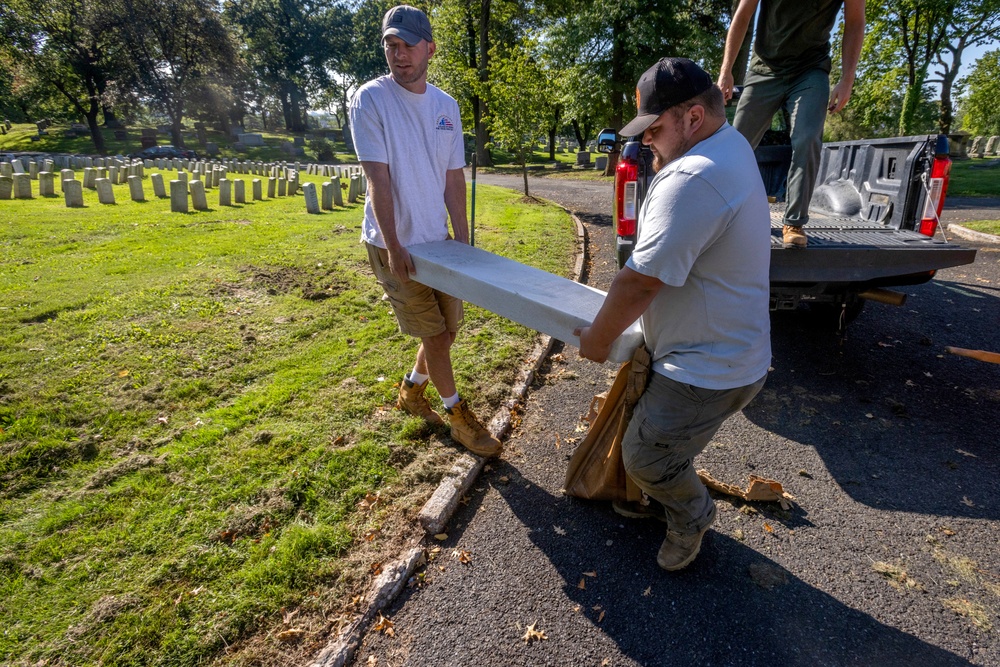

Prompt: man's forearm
xmin=840 ymin=0 xmax=866 ymax=83
xmin=444 ymin=168 xmax=468 ymax=243
xmin=720 ymin=0 xmax=759 ymax=74
xmin=361 ymin=161 xmax=400 ymax=249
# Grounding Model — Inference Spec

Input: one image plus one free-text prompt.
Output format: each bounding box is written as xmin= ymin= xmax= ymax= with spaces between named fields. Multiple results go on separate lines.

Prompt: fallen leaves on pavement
xmin=374 ymin=612 xmax=395 ymax=637
xmin=452 ymin=549 xmax=472 ymax=564
xmin=522 ymin=621 xmax=548 ymax=644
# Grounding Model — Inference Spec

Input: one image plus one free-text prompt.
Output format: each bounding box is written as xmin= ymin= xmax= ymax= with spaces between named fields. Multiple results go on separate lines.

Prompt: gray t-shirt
xmin=626 ymin=123 xmax=771 ymax=390
xmin=349 ymin=75 xmax=466 ymax=248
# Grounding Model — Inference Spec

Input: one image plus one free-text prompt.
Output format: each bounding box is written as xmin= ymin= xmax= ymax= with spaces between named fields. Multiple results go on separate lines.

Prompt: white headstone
xmin=277 ymin=178 xmax=287 ymax=197
xmin=333 ymin=178 xmax=343 ymax=207
xmin=252 ymin=178 xmax=262 ymax=201
xmin=151 ymin=173 xmax=166 ymax=198
xmin=128 ymin=175 xmax=145 ymax=202
xmin=13 ymin=173 xmax=32 ymax=199
xmin=38 ymin=171 xmax=55 ymax=196
xmin=218 ymin=178 xmax=232 ymax=206
xmin=170 ymin=180 xmax=188 ymax=212
xmin=59 ymin=169 xmax=75 ymax=190
xmin=234 ymin=179 xmax=245 ymax=204
xmin=303 ymin=182 xmax=320 ymax=213
xmin=95 ymin=178 xmax=115 ymax=204
xmin=190 ymin=179 xmax=208 ymax=210
xmin=64 ymin=179 xmax=84 ymax=207
xmin=321 ymin=182 xmax=334 ymax=210
xmin=0 ymin=176 xmax=12 ymax=199
xmin=83 ymin=167 xmax=96 ymax=189
xmin=267 ymin=177 xmax=276 ymax=198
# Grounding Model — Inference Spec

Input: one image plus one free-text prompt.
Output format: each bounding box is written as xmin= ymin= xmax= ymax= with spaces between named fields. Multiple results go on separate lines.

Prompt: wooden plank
xmin=408 ymin=240 xmax=642 ymax=363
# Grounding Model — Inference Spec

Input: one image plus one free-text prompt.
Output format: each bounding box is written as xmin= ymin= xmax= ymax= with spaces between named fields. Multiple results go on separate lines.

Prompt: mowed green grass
xmin=948 ymin=158 xmax=1000 ymax=198
xmin=0 ymin=171 xmax=576 ymax=665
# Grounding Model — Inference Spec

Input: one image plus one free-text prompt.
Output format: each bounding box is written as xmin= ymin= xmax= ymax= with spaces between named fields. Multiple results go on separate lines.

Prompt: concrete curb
xmin=308 ymin=210 xmax=589 ymax=667
xmin=946 ymin=223 xmax=1000 ymax=245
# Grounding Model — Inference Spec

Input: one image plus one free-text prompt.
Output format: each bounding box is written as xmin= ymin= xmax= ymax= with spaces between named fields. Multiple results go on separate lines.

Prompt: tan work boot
xmin=396 ymin=375 xmax=445 ymax=426
xmin=657 ymin=511 xmax=716 ymax=571
xmin=445 ymin=399 xmax=502 ymax=458
xmin=782 ymin=224 xmax=808 ymax=248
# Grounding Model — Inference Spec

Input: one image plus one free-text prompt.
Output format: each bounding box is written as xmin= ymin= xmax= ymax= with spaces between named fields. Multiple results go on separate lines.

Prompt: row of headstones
xmin=0 ymin=168 xmax=367 ymax=214
xmin=969 ymin=135 xmax=1000 ymax=158
xmin=2 ymin=155 xmax=144 ymax=177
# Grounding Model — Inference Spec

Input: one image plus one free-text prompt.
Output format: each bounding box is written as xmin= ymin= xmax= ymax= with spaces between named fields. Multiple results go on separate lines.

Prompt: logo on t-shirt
xmin=436 ymin=115 xmax=455 ymax=131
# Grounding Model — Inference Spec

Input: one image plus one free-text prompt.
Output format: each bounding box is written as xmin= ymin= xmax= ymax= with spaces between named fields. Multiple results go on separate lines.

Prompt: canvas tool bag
xmin=564 ymin=345 xmax=650 ymax=502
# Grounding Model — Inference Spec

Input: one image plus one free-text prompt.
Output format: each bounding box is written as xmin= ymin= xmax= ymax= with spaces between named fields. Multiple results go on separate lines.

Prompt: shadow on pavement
xmin=743 ymin=274 xmax=999 ymax=519
xmin=494 ymin=473 xmax=974 ymax=667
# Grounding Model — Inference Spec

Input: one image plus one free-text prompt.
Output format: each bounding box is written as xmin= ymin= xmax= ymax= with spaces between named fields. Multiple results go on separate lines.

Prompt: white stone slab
xmin=407 ymin=241 xmax=642 ymax=364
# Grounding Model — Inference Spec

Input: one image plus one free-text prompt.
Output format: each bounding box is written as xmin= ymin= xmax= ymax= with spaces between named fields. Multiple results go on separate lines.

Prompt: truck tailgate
xmin=769 ymin=211 xmax=977 ymax=283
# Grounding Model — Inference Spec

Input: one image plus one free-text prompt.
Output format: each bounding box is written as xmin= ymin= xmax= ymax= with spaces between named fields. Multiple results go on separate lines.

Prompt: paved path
xmin=352 ymin=173 xmax=1000 ymax=667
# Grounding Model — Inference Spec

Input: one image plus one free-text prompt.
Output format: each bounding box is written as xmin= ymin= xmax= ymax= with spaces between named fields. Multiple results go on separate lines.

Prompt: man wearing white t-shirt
xmin=577 ymin=58 xmax=771 ymax=571
xmin=349 ymin=5 xmax=501 ymax=458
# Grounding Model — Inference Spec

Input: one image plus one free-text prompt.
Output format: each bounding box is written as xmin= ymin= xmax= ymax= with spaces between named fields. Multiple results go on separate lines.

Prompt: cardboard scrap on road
xmin=697 ymin=469 xmax=795 ymax=510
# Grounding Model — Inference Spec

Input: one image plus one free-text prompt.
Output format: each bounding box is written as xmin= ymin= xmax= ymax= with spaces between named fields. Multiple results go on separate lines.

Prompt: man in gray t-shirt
xmin=577 ymin=58 xmax=770 ymax=571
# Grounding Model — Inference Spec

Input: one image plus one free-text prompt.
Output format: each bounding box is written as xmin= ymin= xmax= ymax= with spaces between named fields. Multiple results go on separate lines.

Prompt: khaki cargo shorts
xmin=366 ymin=242 xmax=463 ymax=338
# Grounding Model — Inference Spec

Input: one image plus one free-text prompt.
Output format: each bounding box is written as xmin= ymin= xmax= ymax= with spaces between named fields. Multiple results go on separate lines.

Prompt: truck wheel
xmin=805 ymin=300 xmax=866 ymax=330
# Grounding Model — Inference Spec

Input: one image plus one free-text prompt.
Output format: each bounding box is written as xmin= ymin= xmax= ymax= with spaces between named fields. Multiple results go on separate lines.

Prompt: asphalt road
xmin=352 ymin=173 xmax=1000 ymax=667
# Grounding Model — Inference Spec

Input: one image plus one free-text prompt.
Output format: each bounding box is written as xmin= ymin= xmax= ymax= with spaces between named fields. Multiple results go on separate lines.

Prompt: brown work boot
xmin=656 ymin=511 xmax=716 ymax=571
xmin=445 ymin=399 xmax=502 ymax=458
xmin=612 ymin=496 xmax=668 ymax=523
xmin=396 ymin=375 xmax=444 ymax=426
xmin=782 ymin=224 xmax=808 ymax=248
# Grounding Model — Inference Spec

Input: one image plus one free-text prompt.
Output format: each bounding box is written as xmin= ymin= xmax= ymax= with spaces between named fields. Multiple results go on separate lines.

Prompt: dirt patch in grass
xmin=84 ymin=454 xmax=166 ymax=490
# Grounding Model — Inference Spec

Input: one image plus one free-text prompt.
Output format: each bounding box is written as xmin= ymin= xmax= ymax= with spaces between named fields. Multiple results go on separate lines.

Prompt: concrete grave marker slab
xmin=986 ymin=136 xmax=999 ymax=156
xmin=38 ymin=172 xmax=55 ymax=196
xmin=407 ymin=241 xmax=642 ymax=364
xmin=190 ymin=180 xmax=208 ymax=210
xmin=252 ymin=178 xmax=262 ymax=201
xmin=234 ymin=179 xmax=245 ymax=204
xmin=64 ymin=180 xmax=84 ymax=207
xmin=151 ymin=173 xmax=166 ymax=198
xmin=219 ymin=178 xmax=232 ymax=206
xmin=95 ymin=178 xmax=115 ymax=204
xmin=267 ymin=177 xmax=276 ymax=198
xmin=303 ymin=182 xmax=320 ymax=213
xmin=321 ymin=182 xmax=334 ymax=210
xmin=11 ymin=159 xmax=24 ymax=174
xmin=277 ymin=178 xmax=286 ymax=197
xmin=83 ymin=168 xmax=96 ymax=189
xmin=0 ymin=163 xmax=10 ymax=178
xmin=0 ymin=176 xmax=12 ymax=199
xmin=13 ymin=173 xmax=32 ymax=199
xmin=333 ymin=178 xmax=344 ymax=207
xmin=59 ymin=169 xmax=75 ymax=190
xmin=128 ymin=175 xmax=145 ymax=202
xmin=170 ymin=180 xmax=188 ymax=212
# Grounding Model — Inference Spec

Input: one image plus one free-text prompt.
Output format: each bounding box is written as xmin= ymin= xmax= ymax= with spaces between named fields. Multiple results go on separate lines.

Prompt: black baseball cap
xmin=619 ymin=58 xmax=714 ymax=137
xmin=382 ymin=5 xmax=433 ymax=46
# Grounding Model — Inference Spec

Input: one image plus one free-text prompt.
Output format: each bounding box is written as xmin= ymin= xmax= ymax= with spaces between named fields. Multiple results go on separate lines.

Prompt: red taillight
xmin=919 ymin=153 xmax=951 ymax=237
xmin=615 ymin=157 xmax=638 ymax=237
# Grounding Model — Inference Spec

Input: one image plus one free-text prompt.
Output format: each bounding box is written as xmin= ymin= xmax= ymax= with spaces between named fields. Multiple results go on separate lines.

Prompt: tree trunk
xmin=521 ymin=156 xmax=529 ymax=198
xmin=476 ymin=0 xmax=494 ymax=167
xmin=937 ymin=43 xmax=964 ymax=135
xmin=609 ymin=17 xmax=627 ymax=131
xmin=899 ymin=68 xmax=927 ymax=136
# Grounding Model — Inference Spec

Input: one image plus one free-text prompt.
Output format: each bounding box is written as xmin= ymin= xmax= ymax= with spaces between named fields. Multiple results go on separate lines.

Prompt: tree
xmin=957 ymin=49 xmax=1000 ymax=136
xmin=487 ymin=38 xmax=550 ymax=197
xmin=111 ymin=0 xmax=239 ymax=147
xmin=0 ymin=0 xmax=124 ymax=153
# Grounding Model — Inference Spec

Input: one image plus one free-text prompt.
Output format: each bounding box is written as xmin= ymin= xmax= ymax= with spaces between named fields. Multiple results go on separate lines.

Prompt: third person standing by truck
xmin=717 ymin=0 xmax=866 ymax=248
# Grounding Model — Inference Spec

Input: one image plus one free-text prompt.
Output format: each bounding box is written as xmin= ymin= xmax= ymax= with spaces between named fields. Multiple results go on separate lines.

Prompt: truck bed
xmin=768 ymin=208 xmax=977 ymax=284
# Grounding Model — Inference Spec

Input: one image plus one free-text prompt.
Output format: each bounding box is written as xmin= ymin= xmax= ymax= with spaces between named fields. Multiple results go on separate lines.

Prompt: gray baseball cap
xmin=382 ymin=5 xmax=433 ymax=46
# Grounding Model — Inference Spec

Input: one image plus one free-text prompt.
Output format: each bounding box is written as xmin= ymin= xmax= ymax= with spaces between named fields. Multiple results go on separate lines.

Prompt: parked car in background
xmin=128 ymin=145 xmax=197 ymax=160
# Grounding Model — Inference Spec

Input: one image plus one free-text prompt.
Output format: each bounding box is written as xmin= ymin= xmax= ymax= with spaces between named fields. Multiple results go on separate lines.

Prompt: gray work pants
xmin=621 ymin=372 xmax=767 ymax=535
xmin=733 ymin=67 xmax=830 ymax=227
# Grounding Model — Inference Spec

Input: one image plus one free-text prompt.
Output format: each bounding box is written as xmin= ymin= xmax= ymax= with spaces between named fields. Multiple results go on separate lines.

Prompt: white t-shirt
xmin=626 ymin=123 xmax=772 ymax=390
xmin=349 ymin=75 xmax=466 ymax=248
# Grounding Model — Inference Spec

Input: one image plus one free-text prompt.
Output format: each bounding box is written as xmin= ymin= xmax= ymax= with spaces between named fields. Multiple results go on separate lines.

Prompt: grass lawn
xmin=947 ymin=157 xmax=1000 ymax=198
xmin=0 ymin=171 xmax=576 ymax=665
xmin=961 ymin=220 xmax=1000 ymax=235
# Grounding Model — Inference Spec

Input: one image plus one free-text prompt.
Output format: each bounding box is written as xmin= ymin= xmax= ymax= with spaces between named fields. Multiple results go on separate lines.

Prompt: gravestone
xmin=11 ymin=159 xmax=24 ymax=174
xmin=177 ymin=171 xmax=188 ymax=184
xmin=109 ymin=166 xmax=119 ymax=184
xmin=218 ymin=178 xmax=232 ymax=206
xmin=190 ymin=180 xmax=208 ymax=210
xmin=986 ymin=136 xmax=999 ymax=156
xmin=407 ymin=241 xmax=642 ymax=364
xmin=128 ymin=175 xmax=145 ymax=202
xmin=38 ymin=172 xmax=55 ymax=196
xmin=206 ymin=142 xmax=219 ymax=156
xmin=321 ymin=182 xmax=335 ymax=210
xmin=294 ymin=137 xmax=305 ymax=147
xmin=287 ymin=172 xmax=299 ymax=196
xmin=151 ymin=173 xmax=167 ymax=198
xmin=333 ymin=178 xmax=344 ymax=207
xmin=59 ymin=169 xmax=75 ymax=190
xmin=95 ymin=178 xmax=115 ymax=204
xmin=348 ymin=176 xmax=361 ymax=203
xmin=13 ymin=173 xmax=32 ymax=199
xmin=64 ymin=179 xmax=84 ymax=207
xmin=234 ymin=179 xmax=245 ymax=204
xmin=83 ymin=168 xmax=96 ymax=188
xmin=594 ymin=156 xmax=608 ymax=172
xmin=0 ymin=163 xmax=10 ymax=178
xmin=277 ymin=178 xmax=287 ymax=197
xmin=267 ymin=177 xmax=276 ymax=198
xmin=0 ymin=176 xmax=12 ymax=199
xmin=170 ymin=180 xmax=188 ymax=212
xmin=238 ymin=133 xmax=264 ymax=147
xmin=28 ymin=162 xmax=38 ymax=179
xmin=303 ymin=182 xmax=320 ymax=213
xmin=576 ymin=151 xmax=591 ymax=166
xmin=970 ymin=136 xmax=985 ymax=158
xmin=252 ymin=178 xmax=262 ymax=201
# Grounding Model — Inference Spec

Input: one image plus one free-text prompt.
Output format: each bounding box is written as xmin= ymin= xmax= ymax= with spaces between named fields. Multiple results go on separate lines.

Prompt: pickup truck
xmin=597 ymin=129 xmax=978 ymax=329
